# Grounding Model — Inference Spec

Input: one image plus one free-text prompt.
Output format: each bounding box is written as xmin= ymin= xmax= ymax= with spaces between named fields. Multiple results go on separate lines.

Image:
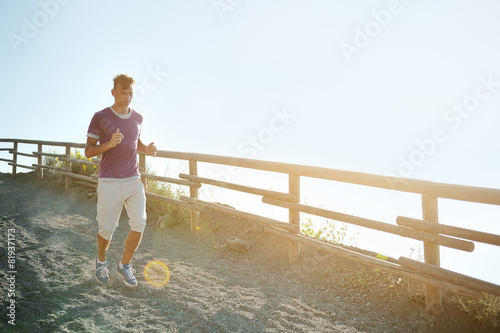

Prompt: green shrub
xmin=300 ymin=215 xmax=353 ymax=245
xmin=144 ymin=164 xmax=190 ymax=226
xmin=42 ymin=148 xmax=96 ymax=177
xmin=452 ymin=293 xmax=500 ymax=328
xmin=70 ymin=149 xmax=96 ymax=177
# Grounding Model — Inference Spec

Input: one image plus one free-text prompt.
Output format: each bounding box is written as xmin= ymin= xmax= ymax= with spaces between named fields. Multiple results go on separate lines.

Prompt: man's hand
xmin=108 ymin=128 xmax=124 ymax=148
xmin=146 ymin=142 xmax=157 ymax=157
xmin=84 ymin=128 xmax=125 ymax=158
xmin=137 ymin=139 xmax=157 ymax=157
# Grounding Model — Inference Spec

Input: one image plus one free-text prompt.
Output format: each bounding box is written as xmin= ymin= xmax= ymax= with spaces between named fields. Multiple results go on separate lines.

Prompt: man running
xmin=85 ymin=74 xmax=157 ymax=287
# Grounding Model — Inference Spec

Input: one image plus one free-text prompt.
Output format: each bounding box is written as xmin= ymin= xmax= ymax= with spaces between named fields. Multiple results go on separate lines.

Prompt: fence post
xmin=288 ymin=173 xmax=301 ymax=262
xmin=64 ymin=145 xmax=71 ymax=189
xmin=139 ymin=153 xmax=146 ymax=186
xmin=189 ymin=160 xmax=200 ymax=231
xmin=37 ymin=144 xmax=43 ymax=181
xmin=12 ymin=142 xmax=18 ymax=176
xmin=422 ymin=193 xmax=443 ymax=314
xmin=96 ymin=154 xmax=101 ymax=179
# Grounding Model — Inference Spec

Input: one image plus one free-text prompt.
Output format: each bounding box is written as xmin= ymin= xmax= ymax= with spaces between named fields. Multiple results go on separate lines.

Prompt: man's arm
xmin=85 ymin=129 xmax=123 ymax=158
xmin=137 ymin=139 xmax=157 ymax=157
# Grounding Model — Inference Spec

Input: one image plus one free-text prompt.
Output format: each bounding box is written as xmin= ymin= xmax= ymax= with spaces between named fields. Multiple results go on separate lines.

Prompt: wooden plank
xmin=397 ymin=216 xmax=500 ymax=247
xmin=156 ymin=150 xmax=500 ymax=205
xmin=64 ymin=145 xmax=71 ymax=190
xmin=139 ymin=153 xmax=146 ymax=185
xmin=145 ymin=191 xmax=200 ymax=211
xmin=180 ymin=196 xmax=300 ymax=232
xmin=12 ymin=142 xmax=17 ymax=175
xmin=9 ymin=150 xmax=36 ymax=158
xmin=428 ymin=182 xmax=500 ymax=207
xmin=37 ymin=144 xmax=42 ymax=181
xmin=261 ymin=224 xmax=481 ymax=300
xmin=422 ymin=193 xmax=442 ymax=315
xmin=32 ymin=163 xmax=65 ymax=171
xmin=58 ymin=157 xmax=99 ymax=167
xmin=288 ymin=173 xmax=301 ymax=262
xmin=57 ymin=171 xmax=97 ymax=183
xmin=189 ymin=160 xmax=200 ymax=231
xmin=262 ymin=197 xmax=475 ymax=252
xmin=0 ymin=138 xmax=86 ymax=149
xmin=142 ymin=172 xmax=201 ymax=188
xmin=399 ymin=256 xmax=500 ymax=298
xmin=72 ymin=180 xmax=97 ymax=189
xmin=179 ymin=173 xmax=296 ymax=201
xmin=2 ymin=140 xmax=500 ymax=204
xmin=32 ymin=151 xmax=66 ymax=158
xmin=0 ymin=158 xmax=14 ymax=163
xmin=8 ymin=163 xmax=36 ymax=171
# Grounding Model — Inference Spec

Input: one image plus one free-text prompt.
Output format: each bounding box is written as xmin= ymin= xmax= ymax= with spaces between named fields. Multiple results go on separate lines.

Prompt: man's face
xmin=112 ymin=84 xmax=134 ymax=107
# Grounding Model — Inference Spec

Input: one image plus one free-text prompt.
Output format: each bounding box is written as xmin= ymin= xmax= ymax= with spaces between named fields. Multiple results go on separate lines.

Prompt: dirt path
xmin=0 ymin=172 xmax=495 ymax=332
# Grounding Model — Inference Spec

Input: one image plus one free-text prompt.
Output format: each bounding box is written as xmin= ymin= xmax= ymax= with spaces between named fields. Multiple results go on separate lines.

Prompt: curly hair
xmin=113 ymin=74 xmax=135 ymax=89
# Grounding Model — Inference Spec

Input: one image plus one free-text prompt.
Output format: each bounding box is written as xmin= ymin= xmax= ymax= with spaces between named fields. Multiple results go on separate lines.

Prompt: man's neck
xmin=111 ymin=104 xmax=130 ymax=114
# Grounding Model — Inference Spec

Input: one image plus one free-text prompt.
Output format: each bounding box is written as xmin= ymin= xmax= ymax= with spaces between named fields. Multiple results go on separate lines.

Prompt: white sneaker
xmin=95 ymin=257 xmax=110 ymax=284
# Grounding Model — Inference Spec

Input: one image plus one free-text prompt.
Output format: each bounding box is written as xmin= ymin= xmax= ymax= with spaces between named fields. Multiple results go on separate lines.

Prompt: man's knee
xmin=129 ymin=218 xmax=146 ymax=234
xmin=98 ymin=226 xmax=116 ymax=241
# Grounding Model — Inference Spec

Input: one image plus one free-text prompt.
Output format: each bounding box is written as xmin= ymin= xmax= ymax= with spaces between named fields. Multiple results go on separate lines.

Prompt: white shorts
xmin=96 ymin=177 xmax=147 ymax=241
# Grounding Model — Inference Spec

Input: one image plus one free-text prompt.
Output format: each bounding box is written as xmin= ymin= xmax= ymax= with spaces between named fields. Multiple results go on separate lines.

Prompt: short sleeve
xmin=87 ymin=113 xmax=101 ymax=140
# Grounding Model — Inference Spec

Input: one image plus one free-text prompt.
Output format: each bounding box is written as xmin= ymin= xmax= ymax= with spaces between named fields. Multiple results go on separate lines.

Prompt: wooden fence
xmin=1 ymin=138 xmax=500 ymax=315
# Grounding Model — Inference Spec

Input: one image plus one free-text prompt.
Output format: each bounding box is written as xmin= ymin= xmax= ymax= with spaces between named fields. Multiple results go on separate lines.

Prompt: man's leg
xmin=117 ymin=179 xmax=147 ymax=287
xmin=96 ymin=233 xmax=112 ymax=284
xmin=121 ymin=230 xmax=143 ymax=265
xmin=97 ymin=233 xmax=111 ymax=262
xmin=95 ymin=180 xmax=123 ymax=284
xmin=96 ymin=180 xmax=123 ymax=255
xmin=117 ymin=231 xmax=143 ymax=287
xmin=122 ymin=178 xmax=147 ymax=264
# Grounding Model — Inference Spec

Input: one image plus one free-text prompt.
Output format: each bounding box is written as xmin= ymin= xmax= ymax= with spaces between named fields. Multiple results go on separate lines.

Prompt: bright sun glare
xmin=144 ymin=260 xmax=171 ymax=287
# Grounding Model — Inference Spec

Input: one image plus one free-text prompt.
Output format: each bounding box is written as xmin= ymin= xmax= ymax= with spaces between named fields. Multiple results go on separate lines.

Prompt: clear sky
xmin=1 ymin=1 xmax=499 ymax=283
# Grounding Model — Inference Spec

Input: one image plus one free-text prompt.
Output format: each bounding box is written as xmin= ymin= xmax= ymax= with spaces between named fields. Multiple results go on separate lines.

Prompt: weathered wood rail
xmin=1 ymin=138 xmax=500 ymax=314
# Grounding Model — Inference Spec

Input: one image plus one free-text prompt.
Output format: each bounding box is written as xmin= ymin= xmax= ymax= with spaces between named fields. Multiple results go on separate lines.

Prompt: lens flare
xmin=144 ymin=260 xmax=171 ymax=287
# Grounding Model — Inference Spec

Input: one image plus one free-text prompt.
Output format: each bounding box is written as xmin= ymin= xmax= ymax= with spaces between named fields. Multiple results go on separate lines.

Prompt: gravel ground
xmin=0 ymin=172 xmax=497 ymax=332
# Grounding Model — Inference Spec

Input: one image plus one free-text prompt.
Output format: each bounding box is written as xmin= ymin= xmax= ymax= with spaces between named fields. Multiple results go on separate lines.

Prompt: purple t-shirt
xmin=87 ymin=107 xmax=143 ymax=179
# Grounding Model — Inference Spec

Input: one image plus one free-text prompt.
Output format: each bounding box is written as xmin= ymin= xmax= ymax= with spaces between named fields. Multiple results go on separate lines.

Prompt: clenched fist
xmin=108 ymin=128 xmax=124 ymax=148
xmin=146 ymin=142 xmax=157 ymax=157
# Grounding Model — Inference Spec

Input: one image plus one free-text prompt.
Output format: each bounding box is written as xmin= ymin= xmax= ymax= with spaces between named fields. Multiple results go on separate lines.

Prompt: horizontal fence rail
xmin=261 ymin=197 xmax=475 ymax=252
xmin=1 ymin=138 xmax=500 ymax=315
